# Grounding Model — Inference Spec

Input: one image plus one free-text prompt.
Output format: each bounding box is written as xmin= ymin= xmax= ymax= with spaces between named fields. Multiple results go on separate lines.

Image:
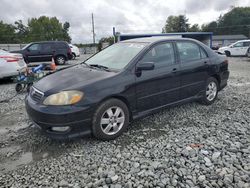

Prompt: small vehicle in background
xmin=0 ymin=49 xmax=27 ymax=79
xmin=217 ymin=40 xmax=250 ymax=56
xmin=11 ymin=41 xmax=72 ymax=65
xmin=69 ymin=44 xmax=80 ymax=59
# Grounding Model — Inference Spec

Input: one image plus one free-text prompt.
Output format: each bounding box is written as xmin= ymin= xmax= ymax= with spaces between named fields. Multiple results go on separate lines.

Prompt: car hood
xmin=34 ymin=65 xmax=116 ymax=93
xmin=218 ymin=46 xmax=229 ymax=50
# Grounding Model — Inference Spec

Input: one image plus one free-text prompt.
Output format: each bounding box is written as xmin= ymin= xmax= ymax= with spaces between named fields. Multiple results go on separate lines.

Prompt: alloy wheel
xmin=100 ymin=106 xmax=125 ymax=135
xmin=206 ymin=81 xmax=217 ymax=101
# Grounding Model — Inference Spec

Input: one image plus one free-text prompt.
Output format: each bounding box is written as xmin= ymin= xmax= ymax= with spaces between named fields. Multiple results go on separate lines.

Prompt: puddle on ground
xmin=0 ymin=151 xmax=51 ymax=173
xmin=0 ymin=112 xmax=28 ymax=135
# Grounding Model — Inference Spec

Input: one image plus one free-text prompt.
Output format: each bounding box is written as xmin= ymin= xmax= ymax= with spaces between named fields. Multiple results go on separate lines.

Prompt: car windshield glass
xmin=22 ymin=43 xmax=31 ymax=50
xmin=85 ymin=42 xmax=147 ymax=70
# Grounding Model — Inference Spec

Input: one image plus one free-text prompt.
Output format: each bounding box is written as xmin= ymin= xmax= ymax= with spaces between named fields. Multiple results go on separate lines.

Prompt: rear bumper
xmin=25 ymin=95 xmax=94 ymax=140
xmin=219 ymin=70 xmax=229 ymax=91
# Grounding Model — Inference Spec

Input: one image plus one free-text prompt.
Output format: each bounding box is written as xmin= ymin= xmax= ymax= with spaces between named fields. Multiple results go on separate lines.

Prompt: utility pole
xmin=91 ymin=13 xmax=95 ymax=44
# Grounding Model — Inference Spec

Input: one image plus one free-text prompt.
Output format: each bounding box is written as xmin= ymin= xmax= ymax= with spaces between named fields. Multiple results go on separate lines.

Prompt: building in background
xmin=212 ymin=34 xmax=248 ymax=48
xmin=116 ymin=32 xmax=213 ymax=47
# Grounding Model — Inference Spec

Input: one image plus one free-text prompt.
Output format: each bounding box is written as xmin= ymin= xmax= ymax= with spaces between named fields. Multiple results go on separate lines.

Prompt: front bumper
xmin=25 ymin=95 xmax=94 ymax=139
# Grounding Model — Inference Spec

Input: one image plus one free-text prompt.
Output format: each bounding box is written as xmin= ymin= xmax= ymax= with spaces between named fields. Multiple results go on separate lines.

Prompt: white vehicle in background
xmin=69 ymin=44 xmax=80 ymax=59
xmin=0 ymin=49 xmax=27 ymax=79
xmin=218 ymin=40 xmax=250 ymax=57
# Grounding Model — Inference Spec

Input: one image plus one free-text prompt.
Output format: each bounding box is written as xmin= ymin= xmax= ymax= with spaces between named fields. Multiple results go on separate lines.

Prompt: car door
xmin=176 ymin=41 xmax=209 ymax=100
xmin=135 ymin=42 xmax=181 ymax=112
xmin=40 ymin=43 xmax=53 ymax=61
xmin=242 ymin=41 xmax=250 ymax=56
xmin=230 ymin=42 xmax=244 ymax=56
xmin=26 ymin=43 xmax=42 ymax=62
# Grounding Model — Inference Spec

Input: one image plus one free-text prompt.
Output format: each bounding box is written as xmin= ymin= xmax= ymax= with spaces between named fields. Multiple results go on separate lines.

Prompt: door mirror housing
xmin=136 ymin=62 xmax=155 ymax=71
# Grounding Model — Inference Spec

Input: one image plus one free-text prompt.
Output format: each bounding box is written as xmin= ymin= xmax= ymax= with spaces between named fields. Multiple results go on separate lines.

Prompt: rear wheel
xmin=92 ymin=99 xmax=129 ymax=140
xmin=55 ymin=55 xmax=66 ymax=65
xmin=199 ymin=77 xmax=218 ymax=105
xmin=15 ymin=83 xmax=23 ymax=93
xmin=72 ymin=53 xmax=76 ymax=60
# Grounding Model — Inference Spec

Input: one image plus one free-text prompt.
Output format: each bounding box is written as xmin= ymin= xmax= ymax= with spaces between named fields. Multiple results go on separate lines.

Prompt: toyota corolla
xmin=25 ymin=37 xmax=229 ymax=140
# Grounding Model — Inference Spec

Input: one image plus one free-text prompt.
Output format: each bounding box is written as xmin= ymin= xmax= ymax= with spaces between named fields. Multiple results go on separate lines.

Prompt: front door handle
xmin=172 ymin=68 xmax=177 ymax=73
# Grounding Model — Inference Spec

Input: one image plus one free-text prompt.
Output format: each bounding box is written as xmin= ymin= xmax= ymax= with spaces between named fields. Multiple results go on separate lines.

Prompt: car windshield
xmin=85 ymin=42 xmax=147 ymax=70
xmin=22 ymin=43 xmax=31 ymax=50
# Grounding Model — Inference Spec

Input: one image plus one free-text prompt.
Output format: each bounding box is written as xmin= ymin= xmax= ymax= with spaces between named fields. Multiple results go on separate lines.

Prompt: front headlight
xmin=43 ymin=90 xmax=84 ymax=105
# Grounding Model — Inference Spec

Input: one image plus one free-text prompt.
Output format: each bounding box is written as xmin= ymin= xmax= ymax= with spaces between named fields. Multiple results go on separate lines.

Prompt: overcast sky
xmin=0 ymin=0 xmax=250 ymax=43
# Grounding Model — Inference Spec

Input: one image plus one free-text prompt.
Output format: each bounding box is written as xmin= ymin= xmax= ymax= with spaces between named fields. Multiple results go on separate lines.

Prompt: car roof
xmin=120 ymin=36 xmax=197 ymax=44
xmin=235 ymin=39 xmax=250 ymax=42
xmin=31 ymin=41 xmax=68 ymax=44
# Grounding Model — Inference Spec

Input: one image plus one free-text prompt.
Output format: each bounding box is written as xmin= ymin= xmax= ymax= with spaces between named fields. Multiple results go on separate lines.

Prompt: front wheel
xmin=92 ymin=99 xmax=129 ymax=140
xmin=199 ymin=77 xmax=219 ymax=105
xmin=225 ymin=51 xmax=231 ymax=57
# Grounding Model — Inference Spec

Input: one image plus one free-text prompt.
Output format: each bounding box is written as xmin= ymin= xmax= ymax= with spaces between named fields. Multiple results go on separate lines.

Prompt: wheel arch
xmin=210 ymin=74 xmax=221 ymax=88
xmin=97 ymin=95 xmax=132 ymax=121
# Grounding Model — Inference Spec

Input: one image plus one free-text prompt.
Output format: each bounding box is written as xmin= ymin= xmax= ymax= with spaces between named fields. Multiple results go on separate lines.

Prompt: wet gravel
xmin=0 ymin=57 xmax=249 ymax=188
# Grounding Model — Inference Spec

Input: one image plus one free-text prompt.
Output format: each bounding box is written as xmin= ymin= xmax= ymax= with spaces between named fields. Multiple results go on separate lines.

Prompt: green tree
xmin=188 ymin=24 xmax=200 ymax=32
xmin=201 ymin=7 xmax=250 ymax=37
xmin=0 ymin=21 xmax=16 ymax=43
xmin=98 ymin=36 xmax=115 ymax=51
xmin=162 ymin=15 xmax=189 ymax=33
xmin=27 ymin=16 xmax=71 ymax=42
xmin=14 ymin=20 xmax=29 ymax=43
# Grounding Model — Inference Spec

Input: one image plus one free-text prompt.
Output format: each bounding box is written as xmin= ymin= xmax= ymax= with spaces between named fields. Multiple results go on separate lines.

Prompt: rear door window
xmin=243 ymin=42 xmax=250 ymax=47
xmin=41 ymin=43 xmax=52 ymax=52
xmin=176 ymin=42 xmax=202 ymax=62
xmin=56 ymin=42 xmax=67 ymax=49
xmin=141 ymin=43 xmax=175 ymax=67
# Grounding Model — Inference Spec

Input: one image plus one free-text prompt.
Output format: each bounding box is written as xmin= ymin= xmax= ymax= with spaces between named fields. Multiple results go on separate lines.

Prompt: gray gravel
xmin=0 ymin=57 xmax=249 ymax=187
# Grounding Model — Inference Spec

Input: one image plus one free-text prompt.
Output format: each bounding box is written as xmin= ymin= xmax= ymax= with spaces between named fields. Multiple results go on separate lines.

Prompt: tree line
xmin=0 ymin=16 xmax=71 ymax=44
xmin=162 ymin=7 xmax=250 ymax=37
xmin=0 ymin=7 xmax=249 ymax=45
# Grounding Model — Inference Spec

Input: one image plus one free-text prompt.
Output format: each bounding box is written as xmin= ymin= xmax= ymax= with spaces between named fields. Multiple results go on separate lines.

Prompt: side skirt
xmin=132 ymin=95 xmax=202 ymax=120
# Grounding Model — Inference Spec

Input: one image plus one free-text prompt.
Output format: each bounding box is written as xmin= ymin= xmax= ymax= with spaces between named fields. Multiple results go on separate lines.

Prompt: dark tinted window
xmin=55 ymin=42 xmax=68 ymax=49
xmin=141 ymin=43 xmax=175 ymax=66
xmin=243 ymin=42 xmax=250 ymax=47
xmin=28 ymin=43 xmax=41 ymax=51
xmin=176 ymin=42 xmax=201 ymax=62
xmin=41 ymin=43 xmax=52 ymax=51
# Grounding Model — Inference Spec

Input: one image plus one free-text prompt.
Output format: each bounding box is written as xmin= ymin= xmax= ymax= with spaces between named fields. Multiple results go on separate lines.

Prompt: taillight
xmin=0 ymin=56 xmax=19 ymax=62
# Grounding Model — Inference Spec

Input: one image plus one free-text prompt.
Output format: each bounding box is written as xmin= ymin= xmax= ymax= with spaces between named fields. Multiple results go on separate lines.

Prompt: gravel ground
xmin=0 ymin=57 xmax=249 ymax=188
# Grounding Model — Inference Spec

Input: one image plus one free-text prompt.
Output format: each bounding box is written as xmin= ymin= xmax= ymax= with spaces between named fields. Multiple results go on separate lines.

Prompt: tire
xmin=26 ymin=83 xmax=33 ymax=92
xmin=15 ymin=83 xmax=23 ymax=93
xmin=55 ymin=55 xmax=66 ymax=65
xmin=72 ymin=53 xmax=76 ymax=60
xmin=199 ymin=77 xmax=219 ymax=105
xmin=225 ymin=51 xmax=231 ymax=57
xmin=92 ymin=99 xmax=129 ymax=140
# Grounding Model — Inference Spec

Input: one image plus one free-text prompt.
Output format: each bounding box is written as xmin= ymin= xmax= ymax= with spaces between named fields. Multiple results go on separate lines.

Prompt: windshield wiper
xmin=80 ymin=62 xmax=91 ymax=68
xmin=89 ymin=64 xmax=111 ymax=72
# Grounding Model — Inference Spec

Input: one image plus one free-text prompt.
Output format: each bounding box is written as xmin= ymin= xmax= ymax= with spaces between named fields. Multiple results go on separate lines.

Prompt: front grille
xmin=30 ymin=87 xmax=44 ymax=102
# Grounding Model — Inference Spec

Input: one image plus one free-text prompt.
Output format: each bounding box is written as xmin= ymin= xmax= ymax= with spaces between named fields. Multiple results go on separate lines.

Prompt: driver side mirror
xmin=136 ymin=62 xmax=155 ymax=71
